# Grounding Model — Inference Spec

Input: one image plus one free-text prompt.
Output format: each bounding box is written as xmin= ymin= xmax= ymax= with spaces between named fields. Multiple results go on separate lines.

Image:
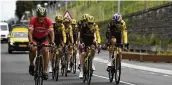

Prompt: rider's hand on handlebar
xmin=29 ymin=42 xmax=36 ymax=47
xmin=97 ymin=43 xmax=101 ymax=54
xmin=50 ymin=42 xmax=55 ymax=46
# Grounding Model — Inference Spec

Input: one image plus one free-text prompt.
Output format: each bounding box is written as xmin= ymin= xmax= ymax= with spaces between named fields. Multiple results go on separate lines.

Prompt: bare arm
xmin=49 ymin=29 xmax=54 ymax=43
xmin=28 ymin=29 xmax=33 ymax=42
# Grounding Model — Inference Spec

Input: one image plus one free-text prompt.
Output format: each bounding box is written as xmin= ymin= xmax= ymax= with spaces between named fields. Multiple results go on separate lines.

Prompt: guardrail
xmin=122 ymin=52 xmax=172 ymax=63
xmin=128 ymin=44 xmax=172 ymax=54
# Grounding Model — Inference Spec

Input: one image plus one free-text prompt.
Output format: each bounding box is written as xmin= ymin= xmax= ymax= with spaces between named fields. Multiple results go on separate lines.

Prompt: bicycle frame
xmin=83 ymin=46 xmax=94 ymax=85
xmin=108 ymin=43 xmax=122 ymax=84
xmin=34 ymin=44 xmax=51 ymax=85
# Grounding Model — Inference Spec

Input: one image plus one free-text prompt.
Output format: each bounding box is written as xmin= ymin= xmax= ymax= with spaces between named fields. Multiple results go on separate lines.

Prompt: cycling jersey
xmin=72 ymin=25 xmax=79 ymax=43
xmin=29 ymin=16 xmax=53 ymax=44
xmin=54 ymin=23 xmax=66 ymax=46
xmin=80 ymin=23 xmax=101 ymax=46
xmin=106 ymin=20 xmax=127 ymax=44
xmin=65 ymin=25 xmax=74 ymax=45
xmin=78 ymin=20 xmax=87 ymax=31
xmin=94 ymin=23 xmax=101 ymax=44
xmin=29 ymin=16 xmax=53 ymax=39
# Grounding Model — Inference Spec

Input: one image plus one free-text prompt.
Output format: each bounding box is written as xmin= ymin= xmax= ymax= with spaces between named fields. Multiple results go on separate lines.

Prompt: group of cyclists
xmin=28 ymin=6 xmax=128 ymax=81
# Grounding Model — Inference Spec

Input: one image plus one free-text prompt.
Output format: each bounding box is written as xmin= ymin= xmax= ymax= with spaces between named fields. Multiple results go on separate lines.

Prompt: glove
xmin=50 ymin=42 xmax=55 ymax=46
xmin=29 ymin=42 xmax=36 ymax=47
xmin=97 ymin=43 xmax=101 ymax=54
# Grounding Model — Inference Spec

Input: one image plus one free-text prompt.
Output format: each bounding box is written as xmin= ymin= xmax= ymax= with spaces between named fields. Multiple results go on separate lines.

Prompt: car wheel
xmin=8 ymin=44 xmax=12 ymax=54
xmin=8 ymin=48 xmax=12 ymax=54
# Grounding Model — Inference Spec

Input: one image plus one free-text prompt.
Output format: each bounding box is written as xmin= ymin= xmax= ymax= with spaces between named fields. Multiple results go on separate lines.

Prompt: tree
xmin=15 ymin=1 xmax=44 ymax=20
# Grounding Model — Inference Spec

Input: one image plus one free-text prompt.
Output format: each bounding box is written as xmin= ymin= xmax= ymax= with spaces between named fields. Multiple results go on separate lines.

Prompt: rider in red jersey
xmin=28 ymin=7 xmax=55 ymax=80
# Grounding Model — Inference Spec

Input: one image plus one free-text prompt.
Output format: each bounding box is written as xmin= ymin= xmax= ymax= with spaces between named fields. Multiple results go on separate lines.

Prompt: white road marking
xmin=76 ymin=70 xmax=135 ymax=85
xmin=93 ymin=57 xmax=172 ymax=75
xmin=164 ymin=75 xmax=170 ymax=77
xmin=150 ymin=72 xmax=156 ymax=74
xmin=93 ymin=74 xmax=136 ymax=85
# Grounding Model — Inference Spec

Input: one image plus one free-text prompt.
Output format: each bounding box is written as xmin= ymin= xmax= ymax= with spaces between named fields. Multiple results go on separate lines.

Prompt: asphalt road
xmin=1 ymin=43 xmax=172 ymax=85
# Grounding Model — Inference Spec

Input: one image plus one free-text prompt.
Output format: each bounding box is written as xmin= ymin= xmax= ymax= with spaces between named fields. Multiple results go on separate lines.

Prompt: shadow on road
xmin=72 ymin=82 xmax=126 ymax=85
xmin=1 ymin=51 xmax=29 ymax=54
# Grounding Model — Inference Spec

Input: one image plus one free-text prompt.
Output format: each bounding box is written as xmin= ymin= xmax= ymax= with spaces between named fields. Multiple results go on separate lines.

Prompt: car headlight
xmin=10 ymin=40 xmax=14 ymax=45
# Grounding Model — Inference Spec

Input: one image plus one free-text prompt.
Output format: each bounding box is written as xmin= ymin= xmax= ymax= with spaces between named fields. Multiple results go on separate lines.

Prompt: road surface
xmin=1 ymin=43 xmax=172 ymax=85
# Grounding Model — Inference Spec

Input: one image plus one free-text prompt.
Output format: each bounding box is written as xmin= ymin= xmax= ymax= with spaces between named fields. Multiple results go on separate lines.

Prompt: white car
xmin=0 ymin=22 xmax=9 ymax=41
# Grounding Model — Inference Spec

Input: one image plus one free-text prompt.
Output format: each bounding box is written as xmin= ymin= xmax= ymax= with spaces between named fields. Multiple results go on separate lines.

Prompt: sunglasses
xmin=88 ymin=22 xmax=94 ymax=25
xmin=57 ymin=21 xmax=63 ymax=23
xmin=64 ymin=22 xmax=70 ymax=24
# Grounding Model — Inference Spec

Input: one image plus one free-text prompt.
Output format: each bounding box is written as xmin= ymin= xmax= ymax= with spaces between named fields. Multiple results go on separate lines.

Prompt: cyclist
xmin=78 ymin=14 xmax=90 ymax=31
xmin=63 ymin=17 xmax=74 ymax=72
xmin=28 ymin=7 xmax=55 ymax=80
xmin=71 ymin=19 xmax=79 ymax=57
xmin=49 ymin=15 xmax=67 ymax=71
xmin=79 ymin=16 xmax=101 ymax=78
xmin=106 ymin=13 xmax=128 ymax=71
xmin=77 ymin=14 xmax=90 ymax=70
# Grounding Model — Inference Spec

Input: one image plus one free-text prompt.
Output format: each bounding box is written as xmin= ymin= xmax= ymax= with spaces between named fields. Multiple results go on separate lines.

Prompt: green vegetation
xmin=15 ymin=1 xmax=48 ymax=20
xmin=57 ymin=1 xmax=170 ymax=44
xmin=129 ymin=33 xmax=172 ymax=46
xmin=58 ymin=1 xmax=169 ymax=21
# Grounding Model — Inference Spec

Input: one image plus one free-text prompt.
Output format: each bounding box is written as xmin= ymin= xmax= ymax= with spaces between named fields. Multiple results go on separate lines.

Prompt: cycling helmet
xmin=63 ymin=17 xmax=71 ymax=23
xmin=82 ymin=14 xmax=90 ymax=20
xmin=87 ymin=16 xmax=95 ymax=23
xmin=36 ymin=7 xmax=47 ymax=17
xmin=71 ymin=19 xmax=77 ymax=25
xmin=112 ymin=13 xmax=122 ymax=22
xmin=55 ymin=15 xmax=63 ymax=22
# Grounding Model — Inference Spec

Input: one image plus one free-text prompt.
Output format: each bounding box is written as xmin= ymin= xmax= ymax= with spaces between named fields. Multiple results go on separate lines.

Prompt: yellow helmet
xmin=82 ymin=14 xmax=90 ymax=20
xmin=55 ymin=15 xmax=63 ymax=22
xmin=71 ymin=19 xmax=77 ymax=25
xmin=87 ymin=16 xmax=95 ymax=23
xmin=63 ymin=17 xmax=71 ymax=23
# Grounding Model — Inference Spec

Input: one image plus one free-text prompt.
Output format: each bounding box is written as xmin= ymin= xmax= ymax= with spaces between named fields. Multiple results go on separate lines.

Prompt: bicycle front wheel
xmin=64 ymin=53 xmax=68 ymax=77
xmin=87 ymin=57 xmax=93 ymax=85
xmin=55 ymin=54 xmax=59 ymax=81
xmin=35 ymin=57 xmax=43 ymax=85
xmin=72 ymin=54 xmax=77 ymax=74
xmin=115 ymin=54 xmax=121 ymax=84
xmin=108 ymin=54 xmax=114 ymax=83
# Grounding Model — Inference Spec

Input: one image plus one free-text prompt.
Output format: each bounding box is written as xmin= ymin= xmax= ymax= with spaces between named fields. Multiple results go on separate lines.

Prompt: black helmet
xmin=36 ymin=7 xmax=47 ymax=17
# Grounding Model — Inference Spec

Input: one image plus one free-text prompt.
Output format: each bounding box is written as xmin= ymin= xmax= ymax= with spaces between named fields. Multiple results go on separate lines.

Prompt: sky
xmin=0 ymin=0 xmax=16 ymax=21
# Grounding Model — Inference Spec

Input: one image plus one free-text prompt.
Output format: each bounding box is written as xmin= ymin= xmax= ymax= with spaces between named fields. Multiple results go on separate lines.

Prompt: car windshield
xmin=0 ymin=25 xmax=7 ymax=31
xmin=12 ymin=32 xmax=28 ymax=38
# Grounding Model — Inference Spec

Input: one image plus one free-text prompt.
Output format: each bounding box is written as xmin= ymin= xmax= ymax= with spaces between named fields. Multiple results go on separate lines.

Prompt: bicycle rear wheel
xmin=115 ymin=54 xmax=121 ymax=84
xmin=35 ymin=56 xmax=43 ymax=85
xmin=108 ymin=68 xmax=114 ymax=82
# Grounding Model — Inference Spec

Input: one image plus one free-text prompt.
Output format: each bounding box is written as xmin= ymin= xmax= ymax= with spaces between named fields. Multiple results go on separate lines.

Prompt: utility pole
xmin=65 ymin=0 xmax=68 ymax=11
xmin=144 ymin=0 xmax=147 ymax=10
xmin=118 ymin=0 xmax=120 ymax=13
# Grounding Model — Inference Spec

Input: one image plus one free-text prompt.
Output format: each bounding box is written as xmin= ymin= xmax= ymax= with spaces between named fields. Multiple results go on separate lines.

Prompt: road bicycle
xmin=51 ymin=45 xmax=62 ymax=81
xmin=108 ymin=42 xmax=122 ymax=84
xmin=33 ymin=44 xmax=51 ymax=85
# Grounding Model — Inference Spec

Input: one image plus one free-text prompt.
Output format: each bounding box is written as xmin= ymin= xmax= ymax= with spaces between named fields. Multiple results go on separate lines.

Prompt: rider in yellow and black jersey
xmin=63 ymin=17 xmax=74 ymax=72
xmin=106 ymin=13 xmax=128 ymax=69
xmin=54 ymin=15 xmax=66 ymax=46
xmin=79 ymin=15 xmax=101 ymax=78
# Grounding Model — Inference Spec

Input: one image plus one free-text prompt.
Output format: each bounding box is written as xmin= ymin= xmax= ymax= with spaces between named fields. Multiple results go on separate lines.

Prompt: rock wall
xmin=124 ymin=2 xmax=172 ymax=40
